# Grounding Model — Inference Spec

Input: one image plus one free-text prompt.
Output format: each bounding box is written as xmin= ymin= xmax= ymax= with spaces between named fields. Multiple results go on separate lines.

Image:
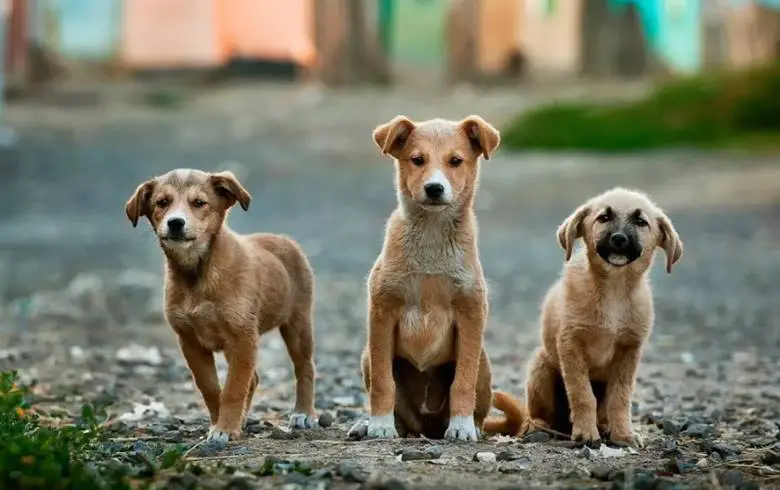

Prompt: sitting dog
xmin=524 ymin=187 xmax=682 ymax=446
xmin=125 ymin=169 xmax=317 ymax=443
xmin=347 ymin=115 xmax=524 ymax=441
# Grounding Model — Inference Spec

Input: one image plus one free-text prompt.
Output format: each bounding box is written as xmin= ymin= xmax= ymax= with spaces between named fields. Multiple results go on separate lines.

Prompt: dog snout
xmin=167 ymin=216 xmax=186 ymax=234
xmin=609 ymin=232 xmax=629 ymax=250
xmin=424 ymin=183 xmax=445 ymax=200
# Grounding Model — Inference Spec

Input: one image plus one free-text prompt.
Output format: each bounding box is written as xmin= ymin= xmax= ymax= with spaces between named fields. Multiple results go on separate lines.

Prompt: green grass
xmin=502 ymin=64 xmax=780 ymax=152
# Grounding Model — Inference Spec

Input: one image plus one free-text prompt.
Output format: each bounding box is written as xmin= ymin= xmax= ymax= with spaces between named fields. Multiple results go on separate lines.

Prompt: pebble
xmin=661 ymin=439 xmax=679 ymax=456
xmin=496 ymin=450 xmax=526 ymax=462
xmin=337 ymin=461 xmax=369 ymax=483
xmin=224 ymin=477 xmax=255 ymax=490
xmin=589 ymin=465 xmax=612 ymax=481
xmin=318 ymin=412 xmax=335 ymax=428
xmin=523 ymin=431 xmax=551 ymax=443
xmin=662 ymin=420 xmax=681 ymax=435
xmin=761 ymin=448 xmax=780 ymax=465
xmin=473 ymin=452 xmax=497 ymax=464
xmin=695 ymin=457 xmax=709 ymax=469
xmin=498 ymin=458 xmax=531 ymax=473
xmin=723 ymin=469 xmax=743 ymax=486
xmin=362 ymin=472 xmax=407 ymax=490
xmin=337 ymin=409 xmax=363 ymax=421
xmin=284 ymin=472 xmax=310 ymax=486
xmin=398 ymin=446 xmax=443 ymax=462
xmin=166 ymin=472 xmax=200 ymax=490
xmin=682 ymin=423 xmax=712 ymax=438
xmin=270 ymin=425 xmax=297 ymax=440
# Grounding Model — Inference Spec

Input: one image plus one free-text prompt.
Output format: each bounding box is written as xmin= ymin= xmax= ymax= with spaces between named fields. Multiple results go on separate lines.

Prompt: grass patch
xmin=502 ymin=64 xmax=780 ymax=152
xmin=0 ymin=371 xmax=184 ymax=489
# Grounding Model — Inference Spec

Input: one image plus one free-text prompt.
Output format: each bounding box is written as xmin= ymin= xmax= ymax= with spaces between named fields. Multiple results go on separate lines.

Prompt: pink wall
xmin=122 ymin=0 xmax=224 ymax=68
xmin=520 ymin=0 xmax=583 ymax=76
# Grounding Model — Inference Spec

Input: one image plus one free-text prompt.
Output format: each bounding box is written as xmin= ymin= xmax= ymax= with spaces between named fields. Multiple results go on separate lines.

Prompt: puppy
xmin=347 ymin=115 xmax=524 ymax=441
xmin=125 ymin=169 xmax=317 ymax=443
xmin=524 ymin=187 xmax=682 ymax=446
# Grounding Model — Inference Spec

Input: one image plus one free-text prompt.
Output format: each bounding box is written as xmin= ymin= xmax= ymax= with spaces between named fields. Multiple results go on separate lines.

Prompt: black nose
xmin=609 ymin=232 xmax=628 ymax=249
xmin=424 ymin=183 xmax=445 ymax=200
xmin=167 ymin=217 xmax=185 ymax=233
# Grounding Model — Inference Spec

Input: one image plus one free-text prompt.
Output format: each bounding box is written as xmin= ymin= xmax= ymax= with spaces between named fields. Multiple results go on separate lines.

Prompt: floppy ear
xmin=557 ymin=204 xmax=590 ymax=261
xmin=373 ymin=115 xmax=416 ymax=157
xmin=460 ymin=115 xmax=501 ymax=160
xmin=657 ymin=213 xmax=683 ymax=274
xmin=125 ymin=180 xmax=156 ymax=228
xmin=211 ymin=171 xmax=251 ymax=211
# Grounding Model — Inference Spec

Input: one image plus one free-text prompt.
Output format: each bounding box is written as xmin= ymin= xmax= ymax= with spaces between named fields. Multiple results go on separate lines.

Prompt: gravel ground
xmin=0 ymin=82 xmax=779 ymax=489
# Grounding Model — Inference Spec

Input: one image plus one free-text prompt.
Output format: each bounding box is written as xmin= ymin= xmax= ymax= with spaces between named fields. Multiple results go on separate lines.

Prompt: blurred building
xmin=1 ymin=0 xmax=780 ymax=90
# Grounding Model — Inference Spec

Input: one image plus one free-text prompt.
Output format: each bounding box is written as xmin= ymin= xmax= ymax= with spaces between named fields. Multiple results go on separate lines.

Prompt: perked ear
xmin=372 ymin=115 xmax=416 ymax=157
xmin=557 ymin=204 xmax=590 ymax=261
xmin=460 ymin=115 xmax=500 ymax=160
xmin=657 ymin=213 xmax=683 ymax=273
xmin=125 ymin=180 xmax=156 ymax=228
xmin=211 ymin=171 xmax=251 ymax=211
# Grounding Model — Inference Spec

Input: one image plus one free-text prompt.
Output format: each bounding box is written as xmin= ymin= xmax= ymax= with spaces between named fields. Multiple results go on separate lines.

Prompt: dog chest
xmin=394 ymin=276 xmax=457 ymax=372
xmin=167 ymin=300 xmax=231 ymax=352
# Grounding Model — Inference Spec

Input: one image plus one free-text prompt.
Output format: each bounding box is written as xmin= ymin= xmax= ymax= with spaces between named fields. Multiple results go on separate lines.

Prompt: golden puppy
xmin=525 ymin=187 xmax=682 ymax=446
xmin=125 ymin=169 xmax=317 ymax=444
xmin=347 ymin=115 xmax=524 ymax=441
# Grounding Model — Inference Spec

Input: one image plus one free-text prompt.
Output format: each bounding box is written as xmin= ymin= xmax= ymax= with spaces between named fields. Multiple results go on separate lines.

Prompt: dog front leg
xmin=605 ymin=345 xmax=643 ymax=447
xmin=446 ymin=296 xmax=486 ymax=442
xmin=178 ymin=335 xmax=221 ymax=426
xmin=366 ymin=298 xmax=399 ymax=439
xmin=558 ymin=337 xmax=600 ymax=442
xmin=209 ymin=339 xmax=258 ymax=443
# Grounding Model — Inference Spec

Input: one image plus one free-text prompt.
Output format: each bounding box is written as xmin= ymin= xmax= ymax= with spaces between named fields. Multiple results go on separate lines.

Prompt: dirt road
xmin=0 ymin=82 xmax=779 ymax=489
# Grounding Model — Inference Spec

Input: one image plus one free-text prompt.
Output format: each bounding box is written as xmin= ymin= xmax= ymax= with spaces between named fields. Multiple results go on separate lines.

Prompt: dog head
xmin=557 ymin=188 xmax=683 ymax=274
xmin=125 ymin=169 xmax=251 ymax=263
xmin=372 ymin=115 xmax=499 ymax=212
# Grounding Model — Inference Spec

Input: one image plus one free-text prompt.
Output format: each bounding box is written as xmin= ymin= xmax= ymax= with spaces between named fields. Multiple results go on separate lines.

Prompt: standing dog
xmin=125 ymin=169 xmax=317 ymax=444
xmin=347 ymin=115 xmax=525 ymax=441
xmin=521 ymin=188 xmax=682 ymax=445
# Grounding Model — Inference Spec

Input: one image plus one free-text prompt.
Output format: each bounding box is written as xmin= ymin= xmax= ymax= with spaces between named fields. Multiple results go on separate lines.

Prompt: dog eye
xmin=635 ymin=217 xmax=648 ymax=227
xmin=192 ymin=199 xmax=207 ymax=208
xmin=596 ymin=214 xmax=611 ymax=223
xmin=156 ymin=199 xmax=169 ymax=208
xmin=410 ymin=156 xmax=425 ymax=166
xmin=449 ymin=156 xmax=463 ymax=167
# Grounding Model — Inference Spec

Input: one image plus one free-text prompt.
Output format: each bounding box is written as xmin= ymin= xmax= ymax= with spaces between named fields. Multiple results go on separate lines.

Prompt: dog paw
xmin=366 ymin=414 xmax=399 ymax=439
xmin=610 ymin=430 xmax=645 ymax=449
xmin=571 ymin=422 xmax=601 ymax=443
xmin=444 ymin=415 xmax=479 ymax=442
xmin=206 ymin=427 xmax=232 ymax=448
xmin=347 ymin=419 xmax=368 ymax=440
xmin=289 ymin=412 xmax=317 ymax=430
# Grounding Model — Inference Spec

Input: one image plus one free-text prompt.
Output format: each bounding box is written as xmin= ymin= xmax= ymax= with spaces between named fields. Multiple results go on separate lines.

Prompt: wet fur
xmin=125 ymin=169 xmax=317 ymax=440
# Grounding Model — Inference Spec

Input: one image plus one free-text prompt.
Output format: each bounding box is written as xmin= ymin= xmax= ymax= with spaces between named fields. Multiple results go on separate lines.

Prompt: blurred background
xmin=0 ymin=0 xmax=778 ymax=432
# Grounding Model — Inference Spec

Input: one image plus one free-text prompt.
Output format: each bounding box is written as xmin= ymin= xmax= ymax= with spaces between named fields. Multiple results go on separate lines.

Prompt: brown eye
xmin=596 ymin=213 xmax=611 ymax=223
xmin=193 ymin=199 xmax=206 ymax=208
xmin=449 ymin=156 xmax=463 ymax=167
xmin=156 ymin=199 xmax=169 ymax=209
xmin=410 ymin=155 xmax=425 ymax=166
xmin=635 ymin=217 xmax=648 ymax=227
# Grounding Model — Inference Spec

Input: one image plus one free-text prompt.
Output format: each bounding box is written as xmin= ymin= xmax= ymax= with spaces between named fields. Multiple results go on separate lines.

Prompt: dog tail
xmin=482 ymin=390 xmax=528 ymax=436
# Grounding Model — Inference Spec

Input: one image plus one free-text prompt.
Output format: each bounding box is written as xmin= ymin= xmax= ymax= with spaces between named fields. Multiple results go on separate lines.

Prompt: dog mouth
xmin=418 ymin=199 xmax=450 ymax=211
xmin=160 ymin=235 xmax=196 ymax=244
xmin=597 ymin=248 xmax=641 ymax=267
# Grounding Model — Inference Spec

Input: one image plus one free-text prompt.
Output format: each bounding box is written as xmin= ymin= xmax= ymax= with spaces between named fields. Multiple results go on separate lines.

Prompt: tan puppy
xmin=347 ymin=115 xmax=524 ymax=441
xmin=525 ymin=187 xmax=682 ymax=446
xmin=125 ymin=169 xmax=317 ymax=444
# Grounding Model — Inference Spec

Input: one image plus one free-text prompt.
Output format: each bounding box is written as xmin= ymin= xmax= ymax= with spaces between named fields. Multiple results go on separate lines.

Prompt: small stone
xmin=723 ymin=469 xmax=743 ymax=486
xmin=337 ymin=409 xmax=362 ymax=421
xmin=641 ymin=412 xmax=663 ymax=427
xmin=166 ymin=472 xmax=200 ymax=490
xmin=498 ymin=457 xmax=531 ymax=473
xmin=682 ymin=423 xmax=712 ymax=438
xmin=738 ymin=482 xmax=761 ymax=490
xmin=191 ymin=439 xmax=226 ymax=457
xmin=311 ymin=468 xmax=333 ymax=480
xmin=336 ymin=461 xmax=369 ymax=483
xmin=712 ymin=443 xmax=740 ymax=458
xmin=284 ymin=472 xmax=309 ymax=485
xmin=474 ymin=451 xmax=496 ymax=464
xmin=318 ymin=412 xmax=335 ymax=428
xmin=225 ymin=477 xmax=254 ymax=490
xmin=523 ymin=431 xmax=551 ymax=443
xmin=399 ymin=446 xmax=443 ymax=462
xmin=496 ymin=450 xmax=525 ymax=462
xmin=761 ymin=449 xmax=780 ymax=465
xmin=696 ymin=458 xmax=709 ymax=469
xmin=590 ymin=464 xmax=612 ymax=481
xmin=270 ymin=425 xmax=296 ymax=440
xmin=661 ymin=439 xmax=679 ymax=457
xmin=361 ymin=472 xmax=407 ymax=490
xmin=662 ymin=420 xmax=681 ymax=435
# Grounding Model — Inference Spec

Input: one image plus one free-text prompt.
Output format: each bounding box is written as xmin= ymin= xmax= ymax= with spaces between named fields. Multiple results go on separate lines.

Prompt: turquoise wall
xmin=610 ymin=0 xmax=701 ymax=74
xmin=34 ymin=0 xmax=122 ymax=61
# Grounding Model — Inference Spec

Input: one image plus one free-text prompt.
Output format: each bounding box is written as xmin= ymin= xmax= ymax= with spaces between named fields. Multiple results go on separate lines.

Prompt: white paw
xmin=444 ymin=415 xmax=478 ymax=442
xmin=632 ymin=431 xmax=645 ymax=449
xmin=206 ymin=427 xmax=230 ymax=446
xmin=289 ymin=412 xmax=317 ymax=430
xmin=366 ymin=414 xmax=398 ymax=439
